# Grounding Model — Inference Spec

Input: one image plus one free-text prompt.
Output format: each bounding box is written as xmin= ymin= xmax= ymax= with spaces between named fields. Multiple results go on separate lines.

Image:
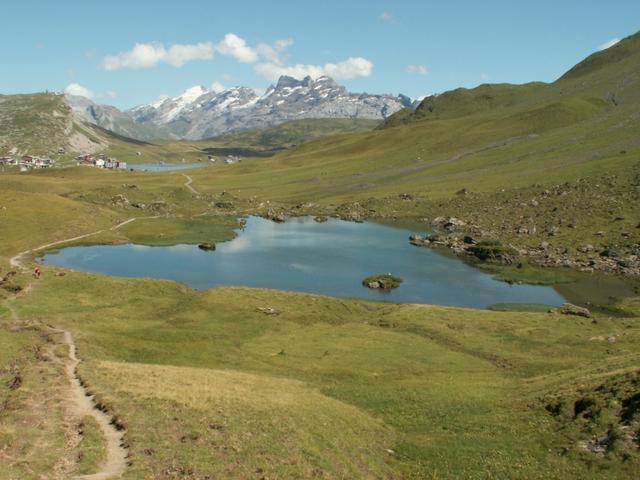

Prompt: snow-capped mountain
xmin=130 ymin=76 xmax=412 ymax=139
xmin=129 ymin=85 xmax=209 ymax=124
xmin=65 ymin=76 xmax=413 ymax=141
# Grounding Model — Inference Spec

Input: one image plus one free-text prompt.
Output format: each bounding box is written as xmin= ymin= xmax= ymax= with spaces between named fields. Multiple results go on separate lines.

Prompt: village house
xmin=76 ymin=153 xmax=127 ymax=170
xmin=33 ymin=156 xmax=55 ymax=168
xmin=15 ymin=155 xmax=56 ymax=169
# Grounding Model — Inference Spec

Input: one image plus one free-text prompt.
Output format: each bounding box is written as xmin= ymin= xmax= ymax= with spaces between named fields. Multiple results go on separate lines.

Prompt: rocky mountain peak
xmin=275 ymin=75 xmax=307 ymax=89
xmin=77 ymin=75 xmax=413 ymax=140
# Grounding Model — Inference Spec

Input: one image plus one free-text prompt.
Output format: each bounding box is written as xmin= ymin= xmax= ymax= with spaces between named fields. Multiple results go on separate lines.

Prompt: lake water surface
xmin=128 ymin=163 xmax=209 ymax=171
xmin=40 ymin=216 xmax=567 ymax=308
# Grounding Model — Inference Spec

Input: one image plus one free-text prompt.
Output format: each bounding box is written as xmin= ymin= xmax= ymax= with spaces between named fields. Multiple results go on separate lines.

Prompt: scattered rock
xmin=265 ymin=208 xmax=285 ymax=223
xmin=198 ymin=242 xmax=216 ymax=251
xmin=111 ymin=194 xmax=129 ymax=206
xmin=468 ymin=241 xmax=517 ymax=264
xmin=431 ymin=216 xmax=466 ymax=231
xmin=150 ymin=201 xmax=167 ymax=211
xmin=558 ymin=303 xmax=591 ymax=318
xmin=600 ymin=249 xmax=618 ymax=258
xmin=256 ymin=307 xmax=279 ymax=315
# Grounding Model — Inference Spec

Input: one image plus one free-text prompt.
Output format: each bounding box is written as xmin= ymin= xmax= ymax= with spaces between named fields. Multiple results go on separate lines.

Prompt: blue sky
xmin=1 ymin=0 xmax=638 ymax=109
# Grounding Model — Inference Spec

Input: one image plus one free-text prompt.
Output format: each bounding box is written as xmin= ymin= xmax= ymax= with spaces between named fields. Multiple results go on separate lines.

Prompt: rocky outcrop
xmin=264 ymin=208 xmax=286 ymax=223
xmin=411 ymin=234 xmax=517 ymax=264
xmin=557 ymin=303 xmax=591 ymax=318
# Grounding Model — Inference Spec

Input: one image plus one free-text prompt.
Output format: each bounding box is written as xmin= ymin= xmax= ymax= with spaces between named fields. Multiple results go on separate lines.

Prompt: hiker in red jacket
xmin=34 ymin=266 xmax=41 ymax=278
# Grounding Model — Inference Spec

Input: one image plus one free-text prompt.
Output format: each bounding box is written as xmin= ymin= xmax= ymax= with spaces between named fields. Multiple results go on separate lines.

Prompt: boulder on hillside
xmin=558 ymin=303 xmax=591 ymax=318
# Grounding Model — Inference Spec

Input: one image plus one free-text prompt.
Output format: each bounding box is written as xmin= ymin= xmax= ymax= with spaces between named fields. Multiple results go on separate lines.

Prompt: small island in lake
xmin=362 ymin=274 xmax=403 ymax=290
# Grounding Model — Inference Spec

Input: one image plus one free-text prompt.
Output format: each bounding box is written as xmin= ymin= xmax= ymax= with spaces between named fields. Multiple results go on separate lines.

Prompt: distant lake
xmin=128 ymin=163 xmax=210 ymax=171
xmin=40 ymin=216 xmax=567 ymax=308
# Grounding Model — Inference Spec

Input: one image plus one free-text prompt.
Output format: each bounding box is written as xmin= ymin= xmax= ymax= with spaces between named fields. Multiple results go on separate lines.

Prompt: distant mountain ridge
xmin=66 ymin=76 xmax=414 ymax=141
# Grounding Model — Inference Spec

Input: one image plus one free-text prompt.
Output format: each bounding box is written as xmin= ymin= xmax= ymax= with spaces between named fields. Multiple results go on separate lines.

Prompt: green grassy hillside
xmin=198 ymin=118 xmax=380 ymax=150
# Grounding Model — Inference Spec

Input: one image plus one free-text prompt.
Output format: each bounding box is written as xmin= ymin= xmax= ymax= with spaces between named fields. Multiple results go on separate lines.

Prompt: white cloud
xmin=101 ymin=34 xmax=368 ymax=84
xmin=102 ymin=41 xmax=214 ymax=70
xmin=256 ymin=38 xmax=293 ymax=64
xmin=64 ymin=83 xmax=93 ymax=98
xmin=164 ymin=42 xmax=215 ymax=67
xmin=255 ymin=56 xmax=373 ymax=81
xmin=406 ymin=64 xmax=429 ymax=75
xmin=255 ymin=62 xmax=323 ymax=80
xmin=325 ymin=57 xmax=373 ymax=79
xmin=379 ymin=12 xmax=393 ymax=22
xmin=597 ymin=38 xmax=620 ymax=51
xmin=103 ymin=43 xmax=165 ymax=70
xmin=210 ymin=81 xmax=225 ymax=93
xmin=275 ymin=38 xmax=294 ymax=50
xmin=215 ymin=33 xmax=258 ymax=63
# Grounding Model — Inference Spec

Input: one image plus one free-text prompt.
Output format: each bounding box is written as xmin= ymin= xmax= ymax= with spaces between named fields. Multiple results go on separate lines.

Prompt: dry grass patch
xmin=86 ymin=360 xmax=398 ymax=479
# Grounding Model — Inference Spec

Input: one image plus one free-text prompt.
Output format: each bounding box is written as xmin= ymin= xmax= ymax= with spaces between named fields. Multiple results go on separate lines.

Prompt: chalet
xmin=76 ymin=153 xmax=127 ymax=170
xmin=33 ymin=156 xmax=55 ymax=168
xmin=15 ymin=155 xmax=56 ymax=169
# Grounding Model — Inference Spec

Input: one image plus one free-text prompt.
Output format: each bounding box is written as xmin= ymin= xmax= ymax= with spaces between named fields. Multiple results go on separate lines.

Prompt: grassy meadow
xmin=2 ymin=268 xmax=638 ymax=479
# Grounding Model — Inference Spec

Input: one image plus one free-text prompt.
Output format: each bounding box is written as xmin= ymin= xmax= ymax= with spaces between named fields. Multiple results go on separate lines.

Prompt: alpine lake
xmin=39 ymin=216 xmax=618 ymax=310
